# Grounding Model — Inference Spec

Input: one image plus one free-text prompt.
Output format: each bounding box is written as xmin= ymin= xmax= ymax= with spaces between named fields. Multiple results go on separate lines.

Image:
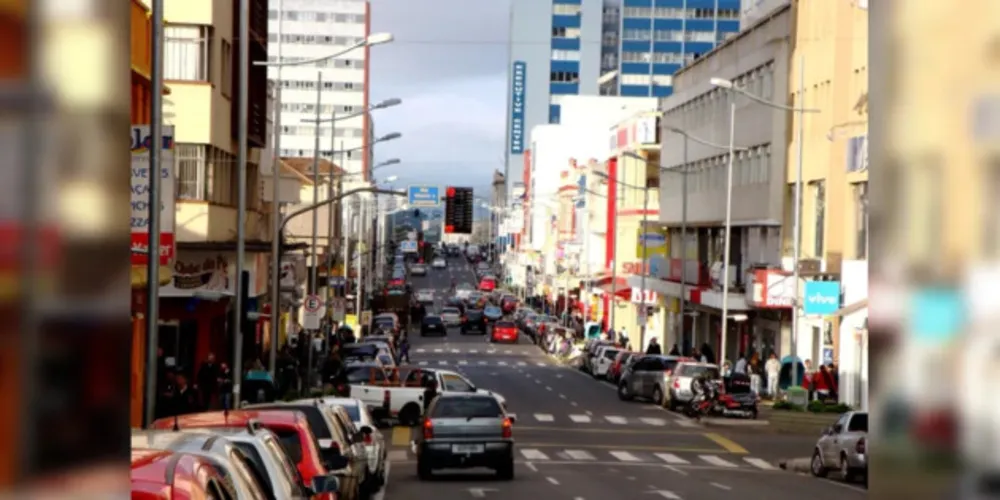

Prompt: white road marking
xmin=648 ymin=491 xmax=682 ymax=499
xmin=479 ymin=361 xmax=488 ymax=365
xmin=546 ymin=477 xmax=560 ymax=485
xmin=458 ymin=360 xmax=468 ymax=365
xmin=504 ymin=350 xmax=513 ymax=354
xmin=538 ymin=362 xmax=548 ymax=367
xmin=534 ymin=414 xmax=555 ymax=422
xmin=469 ymin=349 xmax=478 ymax=354
xmin=520 ymin=449 xmax=549 ymax=460
xmin=664 ymin=465 xmax=688 ymax=476
xmin=569 ymin=414 xmax=590 ymax=423
xmin=415 ymin=349 xmax=426 ymax=353
xmin=546 ymin=386 xmax=553 ymax=391
xmin=699 ymin=455 xmax=738 ymax=468
xmin=450 ymin=349 xmax=460 ymax=354
xmin=417 ymin=361 xmax=428 ymax=366
xmin=517 ymin=361 xmax=527 ymax=366
xmin=609 ymin=451 xmax=641 ymax=462
xmin=433 ymin=349 xmax=443 ymax=353
xmin=556 ymin=374 xmax=562 ymax=378
xmin=386 ymin=450 xmax=408 ymax=462
xmin=559 ymin=394 xmax=567 ymax=399
xmin=743 ymin=457 xmax=777 ymax=470
xmin=711 ymin=483 xmax=732 ymax=491
xmin=654 ymin=453 xmax=690 ymax=465
xmin=605 ymin=416 xmax=628 ymax=425
xmin=675 ymin=419 xmax=699 ymax=428
xmin=571 ymin=401 xmax=578 ymax=406
xmin=564 ymin=449 xmax=595 ymax=460
xmin=498 ymin=361 xmax=508 ymax=366
xmin=436 ymin=360 xmax=447 ymax=365
xmin=525 ymin=462 xmax=538 ymax=472
xmin=639 ymin=417 xmax=667 ymax=426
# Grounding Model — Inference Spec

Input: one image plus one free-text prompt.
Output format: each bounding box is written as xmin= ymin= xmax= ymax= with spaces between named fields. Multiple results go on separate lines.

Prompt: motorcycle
xmin=685 ymin=375 xmax=759 ymax=419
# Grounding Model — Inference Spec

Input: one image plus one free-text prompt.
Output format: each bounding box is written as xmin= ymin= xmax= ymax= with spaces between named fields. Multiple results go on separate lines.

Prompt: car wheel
xmin=398 ymin=404 xmax=421 ymax=427
xmin=617 ymin=382 xmax=633 ymax=401
xmin=652 ymin=386 xmax=664 ymax=406
xmin=839 ymin=453 xmax=857 ymax=483
xmin=810 ymin=450 xmax=828 ymax=478
xmin=417 ymin=458 xmax=433 ymax=480
xmin=496 ymin=458 xmax=515 ymax=480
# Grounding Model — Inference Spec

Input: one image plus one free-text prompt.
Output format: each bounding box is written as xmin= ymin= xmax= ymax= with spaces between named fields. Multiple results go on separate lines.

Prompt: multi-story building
xmin=159 ymin=0 xmax=272 ymax=382
xmin=610 ymin=0 xmax=741 ymax=98
xmin=268 ymin=0 xmax=371 ymax=180
xmin=655 ymin=3 xmax=792 ymax=360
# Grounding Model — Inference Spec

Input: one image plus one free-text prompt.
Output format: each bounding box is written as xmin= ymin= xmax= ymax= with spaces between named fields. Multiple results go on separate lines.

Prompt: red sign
xmin=747 ymin=269 xmax=794 ymax=308
xmin=668 ymin=258 xmax=683 ymax=281
xmin=622 ymin=261 xmax=650 ymax=275
xmin=130 ymin=232 xmax=175 ymax=266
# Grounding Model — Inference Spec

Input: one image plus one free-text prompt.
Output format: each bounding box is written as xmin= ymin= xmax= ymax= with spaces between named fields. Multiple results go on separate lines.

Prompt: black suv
xmin=461 ymin=309 xmax=487 ymax=335
xmin=421 ymin=315 xmax=447 ymax=337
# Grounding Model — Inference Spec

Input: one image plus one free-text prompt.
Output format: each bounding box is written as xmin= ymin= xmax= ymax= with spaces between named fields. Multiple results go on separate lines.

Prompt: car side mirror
xmin=310 ymin=473 xmax=340 ymax=494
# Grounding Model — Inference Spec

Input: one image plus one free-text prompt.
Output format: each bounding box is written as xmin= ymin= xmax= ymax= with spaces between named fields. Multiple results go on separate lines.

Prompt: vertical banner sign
xmin=130 ymin=125 xmax=176 ymax=266
xmin=509 ymin=61 xmax=526 ymax=154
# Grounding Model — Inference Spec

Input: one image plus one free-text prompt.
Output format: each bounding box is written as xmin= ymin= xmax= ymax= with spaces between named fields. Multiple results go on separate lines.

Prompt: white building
xmin=268 ymin=0 xmax=370 ymax=178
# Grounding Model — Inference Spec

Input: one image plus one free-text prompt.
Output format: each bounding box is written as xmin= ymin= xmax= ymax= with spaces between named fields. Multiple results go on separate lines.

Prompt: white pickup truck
xmin=347 ymin=366 xmax=509 ymax=426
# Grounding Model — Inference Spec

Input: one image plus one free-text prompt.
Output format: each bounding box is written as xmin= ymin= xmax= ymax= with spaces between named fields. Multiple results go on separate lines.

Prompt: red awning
xmin=595 ymin=277 xmax=630 ymax=299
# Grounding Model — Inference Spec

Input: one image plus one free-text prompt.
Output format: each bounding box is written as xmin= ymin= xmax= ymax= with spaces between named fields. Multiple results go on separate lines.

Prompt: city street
xmin=378 ymin=255 xmax=865 ymax=500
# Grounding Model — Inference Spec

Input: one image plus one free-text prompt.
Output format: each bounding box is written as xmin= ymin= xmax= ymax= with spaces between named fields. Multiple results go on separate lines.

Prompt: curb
xmin=700 ymin=418 xmax=772 ymax=427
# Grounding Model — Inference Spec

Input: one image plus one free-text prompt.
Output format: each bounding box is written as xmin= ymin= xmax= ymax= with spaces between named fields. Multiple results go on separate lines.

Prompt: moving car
xmin=371 ymin=313 xmax=401 ymax=335
xmin=455 ymin=283 xmax=474 ymax=300
xmin=440 ymin=306 xmax=463 ymax=326
xmin=478 ymin=276 xmax=497 ymax=292
xmin=411 ymin=263 xmax=428 ymax=276
xmin=483 ymin=305 xmax=503 ymax=322
xmin=490 ymin=321 xmax=518 ymax=343
xmin=420 ymin=315 xmax=447 ymax=337
xmin=500 ymin=295 xmax=518 ymax=314
xmin=812 ymin=411 xmax=868 ymax=482
xmin=432 ymin=258 xmax=447 ymax=269
xmin=415 ymin=289 xmax=435 ymax=303
xmin=460 ymin=308 xmax=487 ymax=335
xmin=416 ymin=393 xmax=517 ymax=480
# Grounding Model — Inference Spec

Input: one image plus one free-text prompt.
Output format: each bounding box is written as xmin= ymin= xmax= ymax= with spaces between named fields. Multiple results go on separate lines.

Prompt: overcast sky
xmin=368 ymin=0 xmax=510 ymax=197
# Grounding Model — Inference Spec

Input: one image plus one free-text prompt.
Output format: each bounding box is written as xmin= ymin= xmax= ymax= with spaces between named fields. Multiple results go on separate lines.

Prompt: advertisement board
xmin=509 ymin=61 xmax=526 ymax=154
xmin=130 ymin=125 xmax=176 ymax=265
xmin=803 ymin=280 xmax=842 ymax=315
xmin=636 ymin=225 xmax=669 ymax=278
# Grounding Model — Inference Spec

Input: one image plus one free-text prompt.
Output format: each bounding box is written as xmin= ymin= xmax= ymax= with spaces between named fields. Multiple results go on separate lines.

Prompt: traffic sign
xmin=303 ymin=294 xmax=324 ymax=330
xmin=400 ymin=240 xmax=418 ymax=253
xmin=407 ymin=185 xmax=441 ymax=208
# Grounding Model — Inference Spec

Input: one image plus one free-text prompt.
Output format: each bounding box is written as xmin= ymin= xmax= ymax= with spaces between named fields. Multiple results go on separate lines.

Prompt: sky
xmin=368 ymin=0 xmax=511 ymax=200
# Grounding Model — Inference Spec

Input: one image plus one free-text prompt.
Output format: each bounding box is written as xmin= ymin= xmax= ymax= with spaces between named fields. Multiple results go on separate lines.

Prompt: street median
xmin=759 ymin=405 xmax=842 ymax=435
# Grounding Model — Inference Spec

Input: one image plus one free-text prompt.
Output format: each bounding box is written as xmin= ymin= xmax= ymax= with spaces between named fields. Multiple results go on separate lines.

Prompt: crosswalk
xmin=386 ymin=447 xmax=778 ymax=470
xmin=521 ymin=413 xmax=696 ymax=427
xmin=413 ymin=348 xmax=524 ymax=355
xmin=414 ymin=359 xmax=550 ymax=367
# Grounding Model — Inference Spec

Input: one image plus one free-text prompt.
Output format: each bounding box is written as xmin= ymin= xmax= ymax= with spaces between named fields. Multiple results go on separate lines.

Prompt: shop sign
xmin=161 ymin=253 xmax=234 ymax=297
xmin=130 ymin=125 xmax=176 ymax=266
xmin=622 ymin=261 xmax=650 ymax=275
xmin=748 ymin=269 xmax=794 ymax=308
xmin=630 ymin=288 xmax=657 ymax=305
xmin=803 ymin=280 xmax=841 ymax=315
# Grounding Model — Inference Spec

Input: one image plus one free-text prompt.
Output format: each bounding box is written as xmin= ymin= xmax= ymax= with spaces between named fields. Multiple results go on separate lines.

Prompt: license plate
xmin=452 ymin=444 xmax=485 ymax=454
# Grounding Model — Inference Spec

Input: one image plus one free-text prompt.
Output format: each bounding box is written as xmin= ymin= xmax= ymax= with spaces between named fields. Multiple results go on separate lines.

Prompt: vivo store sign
xmin=130 ymin=125 xmax=176 ymax=266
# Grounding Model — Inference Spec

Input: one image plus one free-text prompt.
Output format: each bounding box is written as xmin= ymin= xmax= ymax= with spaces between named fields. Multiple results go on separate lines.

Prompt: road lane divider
xmin=702 ymin=432 xmax=749 ymax=454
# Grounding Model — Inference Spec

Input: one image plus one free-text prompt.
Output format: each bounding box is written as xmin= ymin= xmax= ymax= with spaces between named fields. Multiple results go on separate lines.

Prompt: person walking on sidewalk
xmin=765 ymin=353 xmax=781 ymax=398
xmin=645 ymin=337 xmax=662 ymax=355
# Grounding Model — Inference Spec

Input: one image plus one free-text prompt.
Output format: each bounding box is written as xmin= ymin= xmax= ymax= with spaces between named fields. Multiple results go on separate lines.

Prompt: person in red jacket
xmin=811 ymin=365 xmax=836 ymax=401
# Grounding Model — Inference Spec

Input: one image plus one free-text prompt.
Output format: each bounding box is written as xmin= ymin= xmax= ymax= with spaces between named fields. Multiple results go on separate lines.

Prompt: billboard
xmin=509 ymin=61 xmax=526 ymax=154
xmin=130 ymin=125 xmax=176 ymax=265
xmin=636 ymin=225 xmax=670 ymax=278
xmin=407 ymin=185 xmax=441 ymax=207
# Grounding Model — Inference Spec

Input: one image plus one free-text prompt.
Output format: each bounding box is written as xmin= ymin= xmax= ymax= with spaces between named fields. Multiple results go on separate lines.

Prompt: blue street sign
xmin=400 ymin=240 xmax=418 ymax=253
xmin=407 ymin=185 xmax=440 ymax=208
xmin=509 ymin=61 xmax=526 ymax=154
xmin=802 ymin=281 xmax=841 ymax=315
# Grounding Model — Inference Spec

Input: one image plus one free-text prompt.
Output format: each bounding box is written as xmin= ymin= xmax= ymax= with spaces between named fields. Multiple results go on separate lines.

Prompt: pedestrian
xmin=734 ymin=352 xmax=748 ymax=374
xmin=320 ymin=345 xmax=344 ymax=390
xmin=765 ymin=353 xmax=780 ymax=398
xmin=645 ymin=337 xmax=662 ymax=355
xmin=618 ymin=327 xmax=629 ymax=349
xmin=721 ymin=360 xmax=733 ymax=378
xmin=812 ymin=365 xmax=832 ymax=402
xmin=173 ymin=374 xmax=200 ymax=415
xmin=700 ymin=343 xmax=716 ymax=364
xmin=155 ymin=366 xmax=177 ymax=419
xmin=196 ymin=353 xmax=220 ymax=409
xmin=422 ymin=378 xmax=439 ymax=415
xmin=398 ymin=333 xmax=411 ymax=364
xmin=748 ymin=353 xmax=762 ymax=396
xmin=668 ymin=344 xmax=680 ymax=356
xmin=218 ymin=363 xmax=233 ymax=410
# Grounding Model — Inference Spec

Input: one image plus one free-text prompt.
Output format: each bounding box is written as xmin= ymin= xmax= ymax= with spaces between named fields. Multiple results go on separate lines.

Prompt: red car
xmin=491 ymin=320 xmax=518 ymax=343
xmin=607 ymin=351 xmax=636 ymax=383
xmin=131 ymin=448 xmax=225 ymax=500
xmin=478 ymin=277 xmax=496 ymax=292
xmin=500 ymin=295 xmax=517 ymax=313
xmin=152 ymin=410 xmax=342 ymax=500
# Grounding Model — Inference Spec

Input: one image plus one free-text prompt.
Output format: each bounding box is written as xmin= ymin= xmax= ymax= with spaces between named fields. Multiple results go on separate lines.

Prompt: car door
xmin=320 ymin=409 xmax=361 ymax=498
xmin=822 ymin=413 xmax=851 ymax=463
xmin=629 ymin=358 xmax=651 ymax=396
xmin=331 ymin=409 xmax=368 ymax=485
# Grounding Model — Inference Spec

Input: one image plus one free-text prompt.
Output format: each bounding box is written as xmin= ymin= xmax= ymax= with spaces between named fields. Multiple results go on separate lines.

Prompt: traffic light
xmin=444 ymin=186 xmax=473 ymax=234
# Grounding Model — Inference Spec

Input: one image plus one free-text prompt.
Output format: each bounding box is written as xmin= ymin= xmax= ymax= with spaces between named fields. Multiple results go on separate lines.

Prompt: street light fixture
xmin=711 ymin=64 xmax=820 ymax=375
xmin=253 ymin=33 xmax=394 ymax=68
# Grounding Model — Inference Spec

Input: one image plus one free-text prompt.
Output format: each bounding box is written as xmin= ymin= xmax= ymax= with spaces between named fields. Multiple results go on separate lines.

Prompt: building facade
xmin=268 ymin=0 xmax=371 ymax=179
xmin=655 ymin=3 xmax=792 ymax=361
xmin=612 ymin=0 xmax=741 ymax=98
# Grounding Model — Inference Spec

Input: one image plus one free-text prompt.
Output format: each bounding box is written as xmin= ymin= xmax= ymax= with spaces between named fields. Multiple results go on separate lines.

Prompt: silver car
xmin=440 ymin=306 xmax=462 ymax=326
xmin=811 ymin=411 xmax=868 ymax=482
xmin=187 ymin=426 xmax=313 ymax=499
xmin=415 ymin=393 xmax=518 ymax=480
xmin=319 ymin=397 xmax=389 ymax=489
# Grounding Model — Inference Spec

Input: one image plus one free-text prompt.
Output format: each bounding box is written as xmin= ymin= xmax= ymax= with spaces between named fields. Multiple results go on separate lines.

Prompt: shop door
xmin=157 ymin=320 xmax=198 ymax=377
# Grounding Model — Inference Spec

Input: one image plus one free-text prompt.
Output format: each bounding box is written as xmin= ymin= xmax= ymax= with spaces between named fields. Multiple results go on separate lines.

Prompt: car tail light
xmin=856 ymin=438 xmax=865 ymax=454
xmin=423 ymin=418 xmax=434 ymax=439
xmin=501 ymin=418 xmax=513 ymax=438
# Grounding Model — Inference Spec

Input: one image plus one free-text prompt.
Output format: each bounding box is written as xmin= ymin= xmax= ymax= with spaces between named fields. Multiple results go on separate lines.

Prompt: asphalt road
xmin=378 ymin=255 xmax=864 ymax=500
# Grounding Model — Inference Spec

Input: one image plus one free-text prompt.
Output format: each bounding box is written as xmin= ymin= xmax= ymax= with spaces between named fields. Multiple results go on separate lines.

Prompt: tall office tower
xmin=599 ymin=0 xmax=621 ymax=95
xmin=613 ymin=0 xmax=741 ymax=98
xmin=268 ymin=0 xmax=371 ymax=179
xmin=505 ymin=0 xmax=606 ymax=190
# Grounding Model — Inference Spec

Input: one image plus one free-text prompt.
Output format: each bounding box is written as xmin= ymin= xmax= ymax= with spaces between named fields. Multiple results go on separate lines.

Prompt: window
xmin=620 ymin=73 xmax=650 ymax=86
xmin=228 ymin=449 xmax=268 ymax=500
xmin=651 ymin=52 xmax=683 ymax=64
xmin=429 ymin=397 xmax=503 ymax=418
xmin=441 ymin=374 xmax=473 ymax=392
xmin=552 ymin=26 xmax=566 ymax=37
xmin=853 ymin=182 xmax=868 ymax=259
xmin=622 ymin=7 xmax=652 ymax=17
xmin=622 ymin=29 xmax=652 ymax=41
xmin=550 ymin=71 xmax=579 ymax=83
xmin=164 ymin=24 xmax=210 ymax=81
xmin=262 ymin=437 xmax=304 ymax=494
xmin=653 ymin=7 xmax=684 ymax=18
xmin=847 ymin=413 xmax=868 ymax=432
xmin=655 ymin=29 xmax=683 ymax=41
xmin=551 ymin=49 xmax=581 ymax=61
xmin=812 ymin=180 xmax=826 ymax=256
xmin=553 ymin=4 xmax=581 ymax=15
xmin=652 ymin=75 xmax=672 ymax=87
xmin=684 ymin=31 xmax=715 ymax=42
xmin=176 ymin=144 xmax=207 ymax=200
xmin=220 ymin=40 xmax=232 ymax=98
xmin=621 ymin=51 xmax=651 ymax=63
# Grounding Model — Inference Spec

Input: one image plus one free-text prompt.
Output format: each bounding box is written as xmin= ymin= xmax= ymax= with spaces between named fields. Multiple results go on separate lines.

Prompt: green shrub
xmin=772 ymin=400 xmax=804 ymax=411
xmin=806 ymin=400 xmax=853 ymax=413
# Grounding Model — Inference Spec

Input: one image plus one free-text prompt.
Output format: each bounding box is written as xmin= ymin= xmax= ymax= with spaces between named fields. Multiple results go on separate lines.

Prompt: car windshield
xmin=442 ymin=308 xmax=460 ymax=315
xmin=431 ymin=397 xmax=504 ymax=419
xmin=495 ymin=321 xmax=515 ymax=328
xmin=485 ymin=307 xmax=501 ymax=314
xmin=374 ymin=318 xmax=394 ymax=327
xmin=678 ymin=364 xmax=721 ymax=379
xmin=423 ymin=316 xmax=443 ymax=324
xmin=337 ymin=404 xmax=362 ymax=422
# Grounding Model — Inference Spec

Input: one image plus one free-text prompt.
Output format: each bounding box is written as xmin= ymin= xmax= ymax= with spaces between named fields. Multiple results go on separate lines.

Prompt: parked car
xmin=607 ymin=351 xmax=638 ymax=383
xmin=581 ymin=340 xmax=614 ymax=373
xmin=617 ymin=355 xmax=691 ymax=405
xmin=812 ymin=411 xmax=868 ymax=483
xmin=130 ymin=449 xmax=231 ymax=499
xmin=665 ymin=361 xmax=721 ymax=410
xmin=415 ymin=393 xmax=517 ymax=480
xmin=591 ymin=346 xmax=624 ymax=379
xmin=490 ymin=321 xmax=518 ymax=343
xmin=316 ymin=397 xmax=389 ymax=491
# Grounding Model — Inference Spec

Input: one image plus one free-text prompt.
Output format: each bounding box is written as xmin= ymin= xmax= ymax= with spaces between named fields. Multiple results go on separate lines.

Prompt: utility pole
xmin=144 ymin=0 xmax=165 ymax=427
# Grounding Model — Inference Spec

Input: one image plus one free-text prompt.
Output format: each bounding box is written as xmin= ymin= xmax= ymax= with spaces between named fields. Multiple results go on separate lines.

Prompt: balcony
xmin=175 ymin=202 xmax=270 ymax=244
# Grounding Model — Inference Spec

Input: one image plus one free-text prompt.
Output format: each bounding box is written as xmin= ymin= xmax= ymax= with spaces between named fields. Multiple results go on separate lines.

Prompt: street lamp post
xmin=258 ymin=32 xmax=395 ymax=377
xmin=233 ymin=0 xmax=250 ymax=403
xmin=710 ymin=61 xmax=819 ymax=378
